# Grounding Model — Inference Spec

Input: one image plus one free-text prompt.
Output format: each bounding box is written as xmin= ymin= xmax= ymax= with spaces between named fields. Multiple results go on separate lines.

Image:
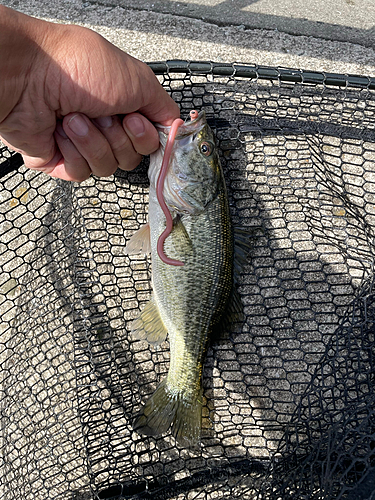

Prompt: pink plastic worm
xmin=156 ymin=117 xmax=185 ymax=266
xmin=156 ymin=110 xmax=200 ymax=266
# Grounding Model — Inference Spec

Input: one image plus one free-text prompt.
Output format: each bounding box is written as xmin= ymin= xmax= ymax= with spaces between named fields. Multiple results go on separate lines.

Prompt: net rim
xmin=2 ymin=59 xmax=375 ymax=179
xmin=147 ymin=60 xmax=375 ymax=90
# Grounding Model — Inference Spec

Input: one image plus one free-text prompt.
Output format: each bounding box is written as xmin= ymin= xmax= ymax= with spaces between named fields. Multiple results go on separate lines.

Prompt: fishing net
xmin=1 ymin=61 xmax=374 ymax=500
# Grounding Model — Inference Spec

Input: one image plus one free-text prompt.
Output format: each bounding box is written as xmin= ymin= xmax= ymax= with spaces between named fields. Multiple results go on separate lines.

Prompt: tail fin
xmin=133 ymin=380 xmax=202 ymax=447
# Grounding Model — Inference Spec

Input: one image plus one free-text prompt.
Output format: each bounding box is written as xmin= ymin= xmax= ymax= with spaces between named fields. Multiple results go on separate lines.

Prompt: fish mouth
xmin=155 ymin=110 xmax=207 ymax=140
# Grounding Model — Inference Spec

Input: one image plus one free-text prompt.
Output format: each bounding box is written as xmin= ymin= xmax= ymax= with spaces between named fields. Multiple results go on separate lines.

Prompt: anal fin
xmin=131 ymin=296 xmax=168 ymax=345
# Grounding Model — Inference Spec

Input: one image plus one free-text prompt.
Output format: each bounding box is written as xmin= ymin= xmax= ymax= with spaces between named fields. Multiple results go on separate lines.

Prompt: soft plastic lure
xmin=156 ymin=110 xmax=199 ymax=266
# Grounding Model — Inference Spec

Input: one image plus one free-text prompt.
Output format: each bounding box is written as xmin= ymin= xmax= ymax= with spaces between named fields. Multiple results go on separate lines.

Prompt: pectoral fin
xmin=124 ymin=223 xmax=151 ymax=255
xmin=131 ymin=295 xmax=168 ymax=345
xmin=172 ymin=216 xmax=193 ymax=250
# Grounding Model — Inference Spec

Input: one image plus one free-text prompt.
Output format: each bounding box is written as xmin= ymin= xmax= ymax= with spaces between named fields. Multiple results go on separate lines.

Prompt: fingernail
xmin=67 ymin=114 xmax=89 ymax=137
xmin=94 ymin=116 xmax=113 ymax=128
xmin=125 ymin=116 xmax=145 ymax=137
xmin=55 ymin=122 xmax=68 ymax=139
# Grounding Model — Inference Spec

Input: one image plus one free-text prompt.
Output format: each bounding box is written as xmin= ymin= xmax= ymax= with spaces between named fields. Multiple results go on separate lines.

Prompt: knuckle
xmin=90 ymin=142 xmax=111 ymax=163
xmin=118 ymin=152 xmax=142 ymax=172
xmin=110 ymin=134 xmax=132 ymax=153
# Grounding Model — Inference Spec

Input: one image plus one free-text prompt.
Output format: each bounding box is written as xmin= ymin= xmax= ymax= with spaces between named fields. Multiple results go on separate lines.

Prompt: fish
xmin=125 ymin=110 xmax=244 ymax=447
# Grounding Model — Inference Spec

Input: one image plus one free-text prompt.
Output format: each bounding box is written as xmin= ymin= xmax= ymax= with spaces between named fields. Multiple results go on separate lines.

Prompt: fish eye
xmin=199 ymin=141 xmax=213 ymax=156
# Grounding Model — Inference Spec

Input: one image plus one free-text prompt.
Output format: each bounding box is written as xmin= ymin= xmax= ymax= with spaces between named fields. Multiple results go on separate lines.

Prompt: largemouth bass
xmin=125 ymin=111 xmax=242 ymax=446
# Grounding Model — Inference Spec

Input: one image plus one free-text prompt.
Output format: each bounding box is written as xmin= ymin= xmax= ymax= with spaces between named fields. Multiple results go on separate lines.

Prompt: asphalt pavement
xmin=2 ymin=0 xmax=375 ymax=77
xmin=97 ymin=0 xmax=375 ymax=48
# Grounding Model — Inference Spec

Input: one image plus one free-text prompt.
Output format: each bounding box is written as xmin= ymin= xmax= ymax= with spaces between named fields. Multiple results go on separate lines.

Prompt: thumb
xmin=21 ymin=147 xmax=62 ymax=175
xmin=0 ymin=128 xmax=58 ymax=171
xmin=128 ymin=61 xmax=180 ymax=126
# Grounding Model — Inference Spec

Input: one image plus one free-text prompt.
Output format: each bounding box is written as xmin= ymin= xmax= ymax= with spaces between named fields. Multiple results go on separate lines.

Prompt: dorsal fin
xmin=233 ymin=226 xmax=253 ymax=283
xmin=210 ymin=284 xmax=245 ymax=343
xmin=210 ymin=225 xmax=253 ymax=342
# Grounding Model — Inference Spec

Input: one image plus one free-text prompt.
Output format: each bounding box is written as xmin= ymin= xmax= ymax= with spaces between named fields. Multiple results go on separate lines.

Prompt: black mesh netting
xmin=1 ymin=61 xmax=375 ymax=500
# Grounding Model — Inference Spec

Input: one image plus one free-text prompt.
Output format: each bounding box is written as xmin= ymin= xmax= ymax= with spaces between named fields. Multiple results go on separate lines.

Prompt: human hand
xmin=0 ymin=6 xmax=180 ymax=181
